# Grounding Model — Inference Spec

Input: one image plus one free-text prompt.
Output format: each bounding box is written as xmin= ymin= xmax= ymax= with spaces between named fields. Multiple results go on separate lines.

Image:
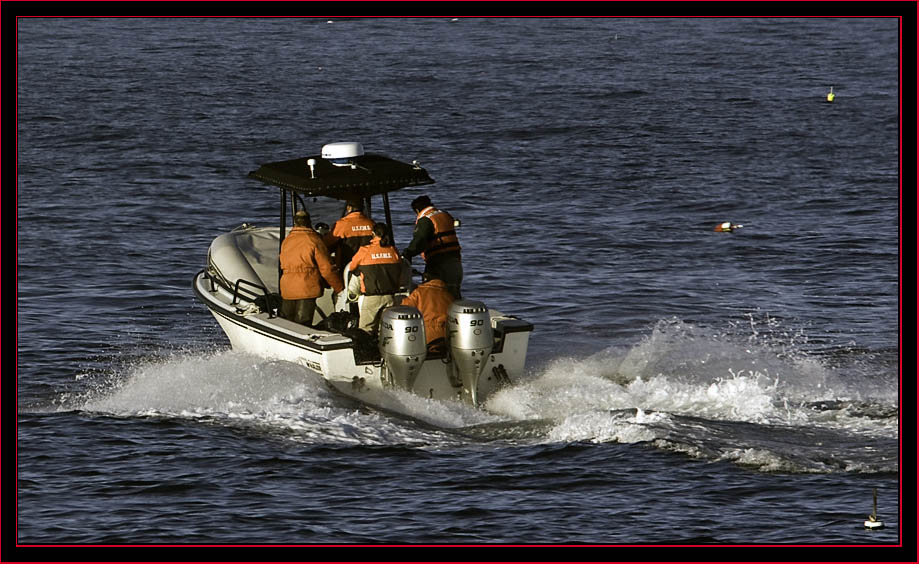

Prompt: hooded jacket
xmin=400 ymin=278 xmax=454 ymax=345
xmin=280 ymin=226 xmax=344 ymax=300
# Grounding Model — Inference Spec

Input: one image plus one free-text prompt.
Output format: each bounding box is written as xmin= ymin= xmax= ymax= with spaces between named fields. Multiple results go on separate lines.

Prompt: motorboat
xmin=192 ymin=143 xmax=533 ymax=410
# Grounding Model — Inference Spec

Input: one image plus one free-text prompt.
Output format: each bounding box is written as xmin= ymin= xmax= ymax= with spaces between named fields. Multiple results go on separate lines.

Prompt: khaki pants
xmin=360 ymin=294 xmax=395 ymax=334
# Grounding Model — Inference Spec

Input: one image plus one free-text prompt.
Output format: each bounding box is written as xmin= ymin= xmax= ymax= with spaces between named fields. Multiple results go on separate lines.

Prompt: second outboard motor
xmin=447 ymin=300 xmax=493 ymax=407
xmin=378 ymin=306 xmax=427 ymax=391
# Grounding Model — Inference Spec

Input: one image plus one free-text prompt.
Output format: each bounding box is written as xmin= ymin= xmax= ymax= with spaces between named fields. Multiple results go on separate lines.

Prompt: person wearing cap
xmin=324 ymin=199 xmax=375 ymax=271
xmin=400 ymin=271 xmax=455 ymax=354
xmin=401 ymin=195 xmax=463 ymax=299
xmin=347 ymin=223 xmax=405 ymax=334
xmin=279 ymin=210 xmax=344 ymax=325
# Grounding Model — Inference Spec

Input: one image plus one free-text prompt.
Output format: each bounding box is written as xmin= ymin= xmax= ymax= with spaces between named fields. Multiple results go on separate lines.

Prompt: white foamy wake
xmin=73 ymin=349 xmax=501 ymax=447
xmin=484 ymin=318 xmax=898 ymax=471
xmin=68 ymin=316 xmax=897 ymax=471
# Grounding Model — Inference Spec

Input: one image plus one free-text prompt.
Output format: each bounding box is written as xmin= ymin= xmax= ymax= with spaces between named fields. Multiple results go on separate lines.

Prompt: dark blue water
xmin=16 ymin=17 xmax=902 ymax=549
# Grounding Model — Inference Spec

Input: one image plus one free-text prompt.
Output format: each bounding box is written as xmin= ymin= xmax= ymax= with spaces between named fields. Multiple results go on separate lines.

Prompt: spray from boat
xmin=67 ymin=314 xmax=897 ymax=472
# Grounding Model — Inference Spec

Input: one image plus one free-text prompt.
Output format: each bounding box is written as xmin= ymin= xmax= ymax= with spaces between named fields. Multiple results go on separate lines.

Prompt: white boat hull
xmin=193 ymin=267 xmax=532 ymax=409
xmin=204 ymin=148 xmax=534 ymax=412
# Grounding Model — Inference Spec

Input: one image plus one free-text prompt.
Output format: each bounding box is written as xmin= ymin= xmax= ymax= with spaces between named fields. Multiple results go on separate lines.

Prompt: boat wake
xmin=70 ymin=349 xmax=498 ymax=448
xmin=68 ymin=317 xmax=897 ymax=473
xmin=485 ymin=317 xmax=898 ymax=473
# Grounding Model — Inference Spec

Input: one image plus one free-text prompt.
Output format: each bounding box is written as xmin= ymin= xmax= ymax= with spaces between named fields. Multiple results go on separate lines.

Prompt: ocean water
xmin=16 ymin=16 xmax=903 ymax=552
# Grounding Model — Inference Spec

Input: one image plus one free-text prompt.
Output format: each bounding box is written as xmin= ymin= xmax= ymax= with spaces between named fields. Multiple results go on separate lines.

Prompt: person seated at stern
xmin=400 ymin=271 xmax=455 ymax=354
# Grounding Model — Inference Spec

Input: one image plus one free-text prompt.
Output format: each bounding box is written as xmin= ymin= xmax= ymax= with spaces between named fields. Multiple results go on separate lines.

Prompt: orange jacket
xmin=348 ymin=237 xmax=403 ymax=295
xmin=324 ymin=211 xmax=374 ymax=266
xmin=280 ymin=227 xmax=344 ymax=299
xmin=400 ymin=279 xmax=454 ymax=345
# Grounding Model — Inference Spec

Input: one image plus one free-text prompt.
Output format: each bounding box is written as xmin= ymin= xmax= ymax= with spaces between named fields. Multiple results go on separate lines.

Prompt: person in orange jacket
xmin=401 ymin=195 xmax=463 ymax=299
xmin=279 ymin=210 xmax=344 ymax=325
xmin=400 ymin=271 xmax=455 ymax=354
xmin=324 ymin=199 xmax=374 ymax=270
xmin=348 ymin=223 xmax=405 ymax=334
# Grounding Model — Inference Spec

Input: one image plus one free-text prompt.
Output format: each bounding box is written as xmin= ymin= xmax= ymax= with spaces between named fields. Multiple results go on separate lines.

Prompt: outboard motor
xmin=378 ymin=306 xmax=427 ymax=391
xmin=447 ymin=300 xmax=493 ymax=407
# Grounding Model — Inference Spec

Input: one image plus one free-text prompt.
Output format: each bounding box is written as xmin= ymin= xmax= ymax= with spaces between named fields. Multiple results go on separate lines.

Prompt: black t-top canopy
xmin=248 ymin=153 xmax=435 ymax=200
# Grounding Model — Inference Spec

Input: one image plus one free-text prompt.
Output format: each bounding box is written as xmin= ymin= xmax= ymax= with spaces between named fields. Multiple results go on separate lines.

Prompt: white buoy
xmin=714 ymin=221 xmax=743 ymax=232
xmin=864 ymin=488 xmax=885 ymax=529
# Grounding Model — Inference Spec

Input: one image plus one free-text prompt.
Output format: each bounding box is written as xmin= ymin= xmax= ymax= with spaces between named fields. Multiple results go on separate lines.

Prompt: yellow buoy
xmin=827 ymin=86 xmax=835 ymax=103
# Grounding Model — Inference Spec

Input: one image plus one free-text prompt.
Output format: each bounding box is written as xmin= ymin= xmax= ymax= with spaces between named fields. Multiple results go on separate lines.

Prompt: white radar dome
xmin=321 ymin=142 xmax=364 ymax=165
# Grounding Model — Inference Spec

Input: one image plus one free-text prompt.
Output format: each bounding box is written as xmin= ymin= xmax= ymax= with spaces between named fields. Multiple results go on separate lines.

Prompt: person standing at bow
xmin=279 ymin=210 xmax=344 ymax=325
xmin=348 ymin=223 xmax=405 ymax=334
xmin=324 ymin=199 xmax=375 ymax=271
xmin=401 ymin=195 xmax=463 ymax=299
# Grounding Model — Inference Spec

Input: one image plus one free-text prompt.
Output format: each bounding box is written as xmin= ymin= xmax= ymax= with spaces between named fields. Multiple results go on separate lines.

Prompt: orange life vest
xmin=417 ymin=206 xmax=461 ymax=261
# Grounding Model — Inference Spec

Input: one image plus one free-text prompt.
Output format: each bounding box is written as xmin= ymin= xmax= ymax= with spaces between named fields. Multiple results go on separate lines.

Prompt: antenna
xmin=864 ymin=488 xmax=884 ymax=529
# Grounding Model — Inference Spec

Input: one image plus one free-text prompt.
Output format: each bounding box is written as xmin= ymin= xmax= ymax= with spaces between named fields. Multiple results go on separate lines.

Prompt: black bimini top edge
xmin=248 ymin=153 xmax=435 ymax=200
